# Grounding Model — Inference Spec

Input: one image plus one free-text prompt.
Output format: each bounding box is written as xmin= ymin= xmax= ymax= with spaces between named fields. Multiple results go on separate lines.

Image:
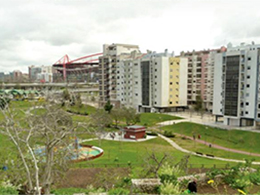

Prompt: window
xmin=247 ymin=66 xmax=251 ymax=70
xmin=176 ymin=101 xmax=178 ymax=104
xmin=170 ymin=69 xmax=173 ymax=72
xmin=247 ymin=75 xmax=250 ymax=79
xmin=246 ymin=102 xmax=249 ymax=106
xmin=248 ymin=57 xmax=251 ymax=60
xmin=155 ymin=82 xmax=157 ymax=85
xmin=170 ymin=82 xmax=173 ymax=85
xmin=170 ymin=63 xmax=173 ymax=65
xmin=247 ymin=84 xmax=250 ymax=88
xmin=258 ymin=113 xmax=260 ymax=118
xmin=155 ymin=76 xmax=157 ymax=78
xmin=170 ymin=101 xmax=172 ymax=104
xmin=155 ymin=69 xmax=157 ymax=72
xmin=154 ymin=102 xmax=157 ymax=104
xmin=245 ymin=111 xmax=249 ymax=114
xmin=155 ymin=62 xmax=157 ymax=65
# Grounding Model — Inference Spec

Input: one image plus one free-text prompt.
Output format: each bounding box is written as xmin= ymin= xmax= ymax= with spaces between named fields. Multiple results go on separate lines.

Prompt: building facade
xmin=29 ymin=65 xmax=53 ymax=83
xmin=98 ymin=43 xmax=140 ymax=107
xmin=114 ymin=49 xmax=188 ymax=112
xmin=213 ymin=42 xmax=260 ymax=126
xmin=138 ymin=50 xmax=188 ymax=112
xmin=181 ymin=47 xmax=226 ymax=112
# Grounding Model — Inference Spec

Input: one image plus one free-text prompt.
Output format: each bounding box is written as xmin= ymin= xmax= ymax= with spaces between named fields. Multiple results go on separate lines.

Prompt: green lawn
xmin=66 ymin=104 xmax=96 ymax=115
xmin=172 ymin=136 xmax=260 ymax=162
xmin=162 ymin=122 xmax=260 ymax=154
xmin=75 ymin=137 xmax=237 ymax=169
xmin=138 ymin=113 xmax=183 ymax=126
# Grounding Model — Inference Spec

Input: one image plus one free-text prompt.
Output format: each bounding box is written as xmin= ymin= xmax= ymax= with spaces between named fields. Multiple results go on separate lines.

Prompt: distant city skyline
xmin=1 ymin=0 xmax=260 ymax=73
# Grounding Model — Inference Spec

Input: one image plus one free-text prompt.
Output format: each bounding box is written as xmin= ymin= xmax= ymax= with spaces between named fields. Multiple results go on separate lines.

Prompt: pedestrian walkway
xmin=167 ymin=111 xmax=260 ymax=133
xmin=158 ymin=134 xmax=260 ymax=165
xmin=174 ymin=133 xmax=260 ymax=157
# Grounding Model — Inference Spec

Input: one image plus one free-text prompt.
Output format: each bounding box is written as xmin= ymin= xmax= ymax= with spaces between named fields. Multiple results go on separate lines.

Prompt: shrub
xmin=51 ymin=187 xmax=90 ymax=195
xmin=108 ymin=187 xmax=130 ymax=195
xmin=0 ymin=186 xmax=18 ymax=195
xmin=146 ymin=131 xmax=158 ymax=136
xmin=159 ymin=181 xmax=181 ymax=195
xmin=163 ymin=130 xmax=175 ymax=138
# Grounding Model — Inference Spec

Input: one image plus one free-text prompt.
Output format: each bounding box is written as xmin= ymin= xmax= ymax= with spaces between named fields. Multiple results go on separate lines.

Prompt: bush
xmin=51 ymin=187 xmax=90 ymax=195
xmin=146 ymin=131 xmax=158 ymax=136
xmin=0 ymin=186 xmax=18 ymax=195
xmin=108 ymin=187 xmax=130 ymax=195
xmin=163 ymin=130 xmax=175 ymax=138
xmin=159 ymin=181 xmax=181 ymax=195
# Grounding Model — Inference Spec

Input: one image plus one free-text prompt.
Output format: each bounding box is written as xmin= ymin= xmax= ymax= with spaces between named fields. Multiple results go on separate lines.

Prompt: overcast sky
xmin=1 ymin=0 xmax=260 ymax=73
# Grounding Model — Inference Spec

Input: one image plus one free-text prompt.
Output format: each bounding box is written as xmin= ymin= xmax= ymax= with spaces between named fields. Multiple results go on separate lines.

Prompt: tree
xmin=62 ymin=89 xmax=71 ymax=102
xmin=142 ymin=150 xmax=171 ymax=178
xmin=194 ymin=95 xmax=203 ymax=112
xmin=0 ymin=97 xmax=10 ymax=109
xmin=111 ymin=108 xmax=124 ymax=128
xmin=90 ymin=109 xmax=112 ymax=146
xmin=122 ymin=107 xmax=141 ymax=126
xmin=104 ymin=100 xmax=113 ymax=113
xmin=194 ymin=95 xmax=205 ymax=118
xmin=75 ymin=93 xmax=83 ymax=108
xmin=0 ymin=103 xmax=77 ymax=194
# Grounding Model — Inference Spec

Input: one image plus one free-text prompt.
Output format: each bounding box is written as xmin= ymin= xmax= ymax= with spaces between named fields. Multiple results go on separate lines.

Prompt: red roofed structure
xmin=124 ymin=125 xmax=146 ymax=140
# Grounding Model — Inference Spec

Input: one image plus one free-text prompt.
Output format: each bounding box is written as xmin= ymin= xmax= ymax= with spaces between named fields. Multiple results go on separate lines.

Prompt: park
xmin=0 ymin=93 xmax=260 ymax=195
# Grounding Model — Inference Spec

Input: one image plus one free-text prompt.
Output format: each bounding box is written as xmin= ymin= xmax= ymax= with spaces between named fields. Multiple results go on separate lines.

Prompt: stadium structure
xmin=52 ymin=53 xmax=103 ymax=83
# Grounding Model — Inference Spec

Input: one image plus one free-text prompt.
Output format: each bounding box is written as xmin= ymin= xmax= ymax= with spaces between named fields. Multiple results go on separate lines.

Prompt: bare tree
xmin=90 ymin=109 xmax=112 ymax=146
xmin=111 ymin=108 xmax=124 ymax=128
xmin=143 ymin=150 xmax=171 ymax=178
xmin=0 ymin=103 xmax=77 ymax=194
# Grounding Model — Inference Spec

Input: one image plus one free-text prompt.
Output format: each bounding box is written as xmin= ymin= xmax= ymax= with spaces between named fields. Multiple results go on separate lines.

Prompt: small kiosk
xmin=124 ymin=125 xmax=146 ymax=140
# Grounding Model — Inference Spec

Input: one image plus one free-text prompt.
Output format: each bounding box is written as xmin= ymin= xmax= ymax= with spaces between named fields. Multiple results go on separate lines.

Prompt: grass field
xmin=172 ymin=136 xmax=260 ymax=161
xmin=0 ymin=101 xmax=257 ymax=171
xmin=66 ymin=104 xmax=97 ymax=115
xmin=139 ymin=113 xmax=182 ymax=126
xmin=162 ymin=122 xmax=260 ymax=154
xmin=76 ymin=137 xmax=237 ymax=170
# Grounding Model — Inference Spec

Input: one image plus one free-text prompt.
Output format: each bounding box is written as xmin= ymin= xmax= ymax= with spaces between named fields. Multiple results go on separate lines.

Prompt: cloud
xmin=1 ymin=0 xmax=260 ymax=73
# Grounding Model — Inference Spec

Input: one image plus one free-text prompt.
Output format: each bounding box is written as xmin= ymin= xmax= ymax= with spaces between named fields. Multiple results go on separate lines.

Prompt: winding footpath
xmin=158 ymin=134 xmax=260 ymax=165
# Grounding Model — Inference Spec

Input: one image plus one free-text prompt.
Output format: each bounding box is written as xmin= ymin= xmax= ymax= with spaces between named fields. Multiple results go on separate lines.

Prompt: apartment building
xmin=98 ymin=43 xmax=140 ymax=107
xmin=181 ymin=47 xmax=226 ymax=111
xmin=138 ymin=50 xmax=188 ymax=112
xmin=28 ymin=65 xmax=53 ymax=83
xmin=213 ymin=42 xmax=260 ymax=126
xmin=116 ymin=51 xmax=145 ymax=109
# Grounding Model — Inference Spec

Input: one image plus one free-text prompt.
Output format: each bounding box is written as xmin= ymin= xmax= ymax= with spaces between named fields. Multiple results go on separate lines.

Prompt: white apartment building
xmin=213 ymin=42 xmax=260 ymax=126
xmin=116 ymin=49 xmax=188 ymax=112
xmin=98 ymin=43 xmax=140 ymax=107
